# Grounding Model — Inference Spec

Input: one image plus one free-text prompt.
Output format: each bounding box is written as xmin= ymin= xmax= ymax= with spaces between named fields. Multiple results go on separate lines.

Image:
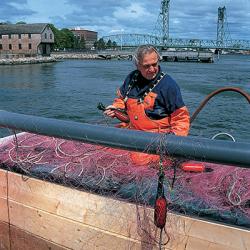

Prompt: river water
xmin=0 ymin=55 xmax=249 ymax=141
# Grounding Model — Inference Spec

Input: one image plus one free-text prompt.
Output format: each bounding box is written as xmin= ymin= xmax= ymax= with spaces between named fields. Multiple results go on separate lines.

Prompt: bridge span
xmin=102 ymin=34 xmax=250 ymax=51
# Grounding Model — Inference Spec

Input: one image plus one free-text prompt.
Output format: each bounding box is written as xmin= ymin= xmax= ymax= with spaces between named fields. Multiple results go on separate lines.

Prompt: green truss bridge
xmin=102 ymin=34 xmax=250 ymax=51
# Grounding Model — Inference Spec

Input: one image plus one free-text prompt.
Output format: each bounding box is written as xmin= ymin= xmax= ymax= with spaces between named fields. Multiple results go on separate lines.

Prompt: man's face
xmin=137 ymin=51 xmax=159 ymax=80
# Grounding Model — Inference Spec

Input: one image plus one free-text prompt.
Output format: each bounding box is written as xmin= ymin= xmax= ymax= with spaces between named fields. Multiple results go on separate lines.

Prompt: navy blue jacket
xmin=119 ymin=68 xmax=185 ymax=120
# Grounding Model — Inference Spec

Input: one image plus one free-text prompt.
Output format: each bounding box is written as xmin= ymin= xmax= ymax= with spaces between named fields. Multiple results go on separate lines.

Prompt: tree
xmin=106 ymin=39 xmax=112 ymax=49
xmin=74 ymin=36 xmax=86 ymax=50
xmin=49 ymin=24 xmax=75 ymax=50
xmin=79 ymin=38 xmax=86 ymax=49
xmin=49 ymin=24 xmax=61 ymax=50
xmin=0 ymin=21 xmax=11 ymax=25
xmin=94 ymin=38 xmax=106 ymax=50
xmin=59 ymin=28 xmax=75 ymax=49
xmin=16 ymin=21 xmax=26 ymax=24
xmin=112 ymin=41 xmax=117 ymax=49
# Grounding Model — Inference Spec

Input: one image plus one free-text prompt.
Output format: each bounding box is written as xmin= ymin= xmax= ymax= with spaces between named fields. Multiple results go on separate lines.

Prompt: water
xmin=0 ymin=55 xmax=249 ymax=141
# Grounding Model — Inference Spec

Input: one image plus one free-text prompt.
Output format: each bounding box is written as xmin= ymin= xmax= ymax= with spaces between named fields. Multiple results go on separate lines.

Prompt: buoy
xmin=154 ymin=196 xmax=167 ymax=229
xmin=181 ymin=162 xmax=205 ymax=172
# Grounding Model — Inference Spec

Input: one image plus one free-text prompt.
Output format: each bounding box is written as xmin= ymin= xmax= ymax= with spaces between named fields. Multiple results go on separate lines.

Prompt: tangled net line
xmin=0 ymin=131 xmax=249 ymax=248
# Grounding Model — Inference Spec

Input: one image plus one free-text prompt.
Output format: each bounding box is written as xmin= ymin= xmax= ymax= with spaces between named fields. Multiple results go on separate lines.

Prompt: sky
xmin=1 ymin=0 xmax=250 ymax=40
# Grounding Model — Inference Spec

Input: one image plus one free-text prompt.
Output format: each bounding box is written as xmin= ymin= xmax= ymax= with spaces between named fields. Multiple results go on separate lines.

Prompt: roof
xmin=71 ymin=29 xmax=97 ymax=34
xmin=0 ymin=23 xmax=49 ymax=35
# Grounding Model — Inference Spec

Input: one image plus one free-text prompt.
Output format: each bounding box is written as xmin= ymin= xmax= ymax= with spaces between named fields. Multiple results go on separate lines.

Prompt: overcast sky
xmin=1 ymin=0 xmax=250 ymax=40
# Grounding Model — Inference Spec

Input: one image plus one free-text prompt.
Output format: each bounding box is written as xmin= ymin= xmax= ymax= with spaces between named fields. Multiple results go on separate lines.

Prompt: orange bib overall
xmin=113 ymin=80 xmax=190 ymax=166
xmin=126 ymin=93 xmax=171 ymax=165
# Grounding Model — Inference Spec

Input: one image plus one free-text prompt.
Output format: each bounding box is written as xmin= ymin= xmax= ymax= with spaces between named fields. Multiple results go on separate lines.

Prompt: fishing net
xmin=0 ymin=128 xmax=249 ymax=248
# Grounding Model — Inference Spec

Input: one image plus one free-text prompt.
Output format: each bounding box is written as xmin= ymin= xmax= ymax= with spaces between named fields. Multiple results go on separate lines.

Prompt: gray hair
xmin=132 ymin=45 xmax=161 ymax=66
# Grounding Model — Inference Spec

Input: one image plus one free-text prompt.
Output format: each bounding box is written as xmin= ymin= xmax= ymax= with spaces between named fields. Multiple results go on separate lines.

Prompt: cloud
xmin=169 ymin=0 xmax=250 ymax=39
xmin=113 ymin=3 xmax=154 ymax=20
xmin=0 ymin=0 xmax=35 ymax=22
xmin=1 ymin=0 xmax=250 ymax=40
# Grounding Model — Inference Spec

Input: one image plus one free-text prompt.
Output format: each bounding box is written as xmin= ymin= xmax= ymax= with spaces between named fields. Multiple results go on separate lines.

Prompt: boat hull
xmin=0 ymin=169 xmax=249 ymax=250
xmin=0 ymin=132 xmax=250 ymax=249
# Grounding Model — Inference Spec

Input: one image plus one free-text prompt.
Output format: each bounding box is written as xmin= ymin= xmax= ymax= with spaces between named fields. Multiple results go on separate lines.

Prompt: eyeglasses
xmin=140 ymin=61 xmax=158 ymax=70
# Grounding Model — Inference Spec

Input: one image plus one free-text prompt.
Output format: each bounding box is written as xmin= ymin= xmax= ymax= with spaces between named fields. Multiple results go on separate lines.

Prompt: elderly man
xmin=104 ymin=45 xmax=190 ymax=165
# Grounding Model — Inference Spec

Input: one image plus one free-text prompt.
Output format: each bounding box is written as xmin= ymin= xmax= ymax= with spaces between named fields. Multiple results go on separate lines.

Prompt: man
xmin=104 ymin=45 xmax=190 ymax=165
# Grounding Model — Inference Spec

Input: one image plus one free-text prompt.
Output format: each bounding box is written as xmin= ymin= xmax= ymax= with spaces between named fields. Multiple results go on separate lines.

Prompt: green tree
xmin=0 ymin=21 xmax=11 ymax=25
xmin=48 ymin=24 xmax=61 ymax=50
xmin=112 ymin=41 xmax=117 ymax=49
xmin=94 ymin=38 xmax=106 ymax=50
xmin=79 ymin=38 xmax=86 ymax=49
xmin=106 ymin=39 xmax=112 ymax=49
xmin=16 ymin=21 xmax=26 ymax=24
xmin=49 ymin=25 xmax=75 ymax=50
xmin=74 ymin=36 xmax=86 ymax=50
xmin=59 ymin=28 xmax=75 ymax=49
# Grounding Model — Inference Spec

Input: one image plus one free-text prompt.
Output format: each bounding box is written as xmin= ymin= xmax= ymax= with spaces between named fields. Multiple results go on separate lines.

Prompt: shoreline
xmin=0 ymin=51 xmax=135 ymax=65
xmin=51 ymin=52 xmax=102 ymax=60
xmin=0 ymin=53 xmax=114 ymax=65
xmin=0 ymin=56 xmax=57 ymax=65
xmin=0 ymin=52 xmax=249 ymax=65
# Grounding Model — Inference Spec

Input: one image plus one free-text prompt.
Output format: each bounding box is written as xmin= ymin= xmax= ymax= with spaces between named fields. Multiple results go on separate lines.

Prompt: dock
xmin=161 ymin=51 xmax=214 ymax=63
xmin=97 ymin=50 xmax=214 ymax=63
xmin=51 ymin=50 xmax=215 ymax=63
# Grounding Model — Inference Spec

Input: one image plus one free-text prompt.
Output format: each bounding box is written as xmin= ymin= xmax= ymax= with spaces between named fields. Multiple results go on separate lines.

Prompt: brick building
xmin=0 ymin=23 xmax=54 ymax=58
xmin=70 ymin=28 xmax=97 ymax=49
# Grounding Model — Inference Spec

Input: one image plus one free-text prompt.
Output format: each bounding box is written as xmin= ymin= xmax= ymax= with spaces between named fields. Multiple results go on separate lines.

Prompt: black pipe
xmin=0 ymin=110 xmax=250 ymax=167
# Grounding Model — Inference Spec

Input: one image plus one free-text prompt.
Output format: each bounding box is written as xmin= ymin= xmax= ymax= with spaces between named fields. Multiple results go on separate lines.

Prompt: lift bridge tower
xmin=155 ymin=0 xmax=171 ymax=45
xmin=217 ymin=6 xmax=231 ymax=47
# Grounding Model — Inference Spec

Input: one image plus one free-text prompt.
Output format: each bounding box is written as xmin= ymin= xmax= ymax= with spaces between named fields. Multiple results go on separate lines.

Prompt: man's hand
xmin=103 ymin=105 xmax=116 ymax=118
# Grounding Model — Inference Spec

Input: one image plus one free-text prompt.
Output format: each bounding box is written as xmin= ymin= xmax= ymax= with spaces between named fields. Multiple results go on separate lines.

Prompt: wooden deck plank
xmin=0 ymin=169 xmax=249 ymax=250
xmin=7 ymin=171 xmax=151 ymax=240
xmin=8 ymin=200 xmax=145 ymax=250
xmin=0 ymin=197 xmax=9 ymax=223
xmin=8 ymin=224 xmax=69 ymax=250
xmin=0 ymin=169 xmax=7 ymax=198
xmin=187 ymin=218 xmax=250 ymax=249
xmin=0 ymin=221 xmax=69 ymax=250
xmin=0 ymin=221 xmax=10 ymax=250
xmin=0 ymin=169 xmax=9 ymax=223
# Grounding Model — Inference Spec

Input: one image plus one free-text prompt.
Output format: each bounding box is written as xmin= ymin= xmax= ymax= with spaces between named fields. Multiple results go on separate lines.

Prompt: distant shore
xmin=51 ymin=52 xmax=132 ymax=60
xmin=0 ymin=52 xmax=115 ymax=65
xmin=1 ymin=51 xmax=249 ymax=65
xmin=52 ymin=52 xmax=101 ymax=60
xmin=0 ymin=56 xmax=57 ymax=65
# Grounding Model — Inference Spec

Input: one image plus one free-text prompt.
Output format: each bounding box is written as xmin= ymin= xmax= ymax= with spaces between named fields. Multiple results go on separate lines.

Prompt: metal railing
xmin=102 ymin=34 xmax=250 ymax=50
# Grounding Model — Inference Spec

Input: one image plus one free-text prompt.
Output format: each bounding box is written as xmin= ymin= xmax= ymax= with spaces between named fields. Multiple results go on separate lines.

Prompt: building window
xmin=29 ymin=43 xmax=32 ymax=49
xmin=18 ymin=34 xmax=22 ymax=39
xmin=9 ymin=44 xmax=12 ymax=50
xmin=0 ymin=35 xmax=2 ymax=39
xmin=28 ymin=34 xmax=31 ymax=39
xmin=0 ymin=44 xmax=2 ymax=50
xmin=19 ymin=44 xmax=22 ymax=49
xmin=50 ymin=34 xmax=52 ymax=39
xmin=45 ymin=33 xmax=47 ymax=39
xmin=8 ymin=34 xmax=11 ymax=39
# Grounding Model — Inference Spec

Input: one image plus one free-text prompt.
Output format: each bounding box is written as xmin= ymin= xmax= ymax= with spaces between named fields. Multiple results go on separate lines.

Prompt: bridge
xmin=102 ymin=1 xmax=250 ymax=51
xmin=102 ymin=34 xmax=250 ymax=50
